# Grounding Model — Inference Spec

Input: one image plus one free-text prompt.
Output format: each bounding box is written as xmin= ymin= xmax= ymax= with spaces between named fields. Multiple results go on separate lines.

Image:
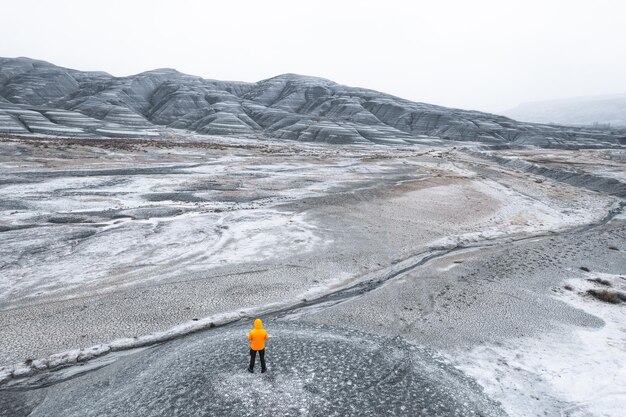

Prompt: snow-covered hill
xmin=1 ymin=57 xmax=624 ymax=147
xmin=502 ymin=94 xmax=626 ymax=127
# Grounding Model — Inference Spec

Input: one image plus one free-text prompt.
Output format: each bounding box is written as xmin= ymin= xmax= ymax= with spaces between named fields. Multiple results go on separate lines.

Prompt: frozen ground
xmin=458 ymin=271 xmax=626 ymax=417
xmin=305 ymin=205 xmax=625 ymax=416
xmin=0 ymin=134 xmax=625 ymax=416
xmin=0 ymin=322 xmax=506 ymax=417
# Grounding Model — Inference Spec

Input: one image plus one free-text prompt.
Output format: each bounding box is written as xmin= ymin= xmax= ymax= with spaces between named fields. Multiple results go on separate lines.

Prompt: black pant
xmin=249 ymin=348 xmax=266 ymax=371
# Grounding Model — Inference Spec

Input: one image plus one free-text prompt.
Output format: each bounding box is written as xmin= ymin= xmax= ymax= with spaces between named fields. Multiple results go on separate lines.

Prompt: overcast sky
xmin=2 ymin=0 xmax=625 ymax=112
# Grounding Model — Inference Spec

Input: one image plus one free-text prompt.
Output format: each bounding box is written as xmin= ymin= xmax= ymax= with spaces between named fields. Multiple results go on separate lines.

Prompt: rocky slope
xmin=1 ymin=57 xmax=624 ymax=147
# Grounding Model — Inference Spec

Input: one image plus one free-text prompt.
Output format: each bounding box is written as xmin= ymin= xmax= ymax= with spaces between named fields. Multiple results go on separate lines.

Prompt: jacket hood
xmin=254 ymin=319 xmax=263 ymax=329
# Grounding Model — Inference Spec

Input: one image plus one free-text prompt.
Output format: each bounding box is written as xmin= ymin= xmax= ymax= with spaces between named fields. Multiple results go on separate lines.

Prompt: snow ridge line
xmin=1 ymin=201 xmax=624 ymax=387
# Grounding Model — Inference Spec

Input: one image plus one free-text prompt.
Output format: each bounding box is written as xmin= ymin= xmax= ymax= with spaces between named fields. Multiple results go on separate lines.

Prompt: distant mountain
xmin=502 ymin=94 xmax=626 ymax=128
xmin=0 ymin=57 xmax=623 ymax=147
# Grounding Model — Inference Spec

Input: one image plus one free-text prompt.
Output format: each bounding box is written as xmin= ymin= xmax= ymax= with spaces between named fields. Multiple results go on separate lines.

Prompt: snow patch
xmin=429 ymin=179 xmax=617 ymax=249
xmin=452 ymin=273 xmax=626 ymax=417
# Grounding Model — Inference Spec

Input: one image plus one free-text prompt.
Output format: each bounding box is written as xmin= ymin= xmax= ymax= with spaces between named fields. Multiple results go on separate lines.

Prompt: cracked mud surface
xmin=1 ymin=135 xmax=624 ymax=416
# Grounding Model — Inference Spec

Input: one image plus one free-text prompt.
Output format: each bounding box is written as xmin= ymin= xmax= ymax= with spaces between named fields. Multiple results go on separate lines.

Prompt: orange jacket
xmin=248 ymin=319 xmax=269 ymax=351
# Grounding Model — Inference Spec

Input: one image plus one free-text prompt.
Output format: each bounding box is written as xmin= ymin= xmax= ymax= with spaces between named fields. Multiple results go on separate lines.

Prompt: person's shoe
xmin=261 ymin=368 xmax=267 ymax=373
xmin=247 ymin=367 xmax=254 ymax=373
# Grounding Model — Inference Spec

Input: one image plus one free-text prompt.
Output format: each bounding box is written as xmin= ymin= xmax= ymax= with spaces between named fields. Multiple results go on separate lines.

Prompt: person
xmin=247 ymin=318 xmax=269 ymax=373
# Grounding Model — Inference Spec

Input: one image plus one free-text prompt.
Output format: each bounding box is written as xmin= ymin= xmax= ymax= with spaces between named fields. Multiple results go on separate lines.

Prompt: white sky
xmin=1 ymin=0 xmax=625 ymax=112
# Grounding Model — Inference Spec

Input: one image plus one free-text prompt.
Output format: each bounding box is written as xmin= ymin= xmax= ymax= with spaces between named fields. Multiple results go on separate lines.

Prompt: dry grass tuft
xmin=587 ymin=278 xmax=612 ymax=286
xmin=586 ymin=289 xmax=626 ymax=304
